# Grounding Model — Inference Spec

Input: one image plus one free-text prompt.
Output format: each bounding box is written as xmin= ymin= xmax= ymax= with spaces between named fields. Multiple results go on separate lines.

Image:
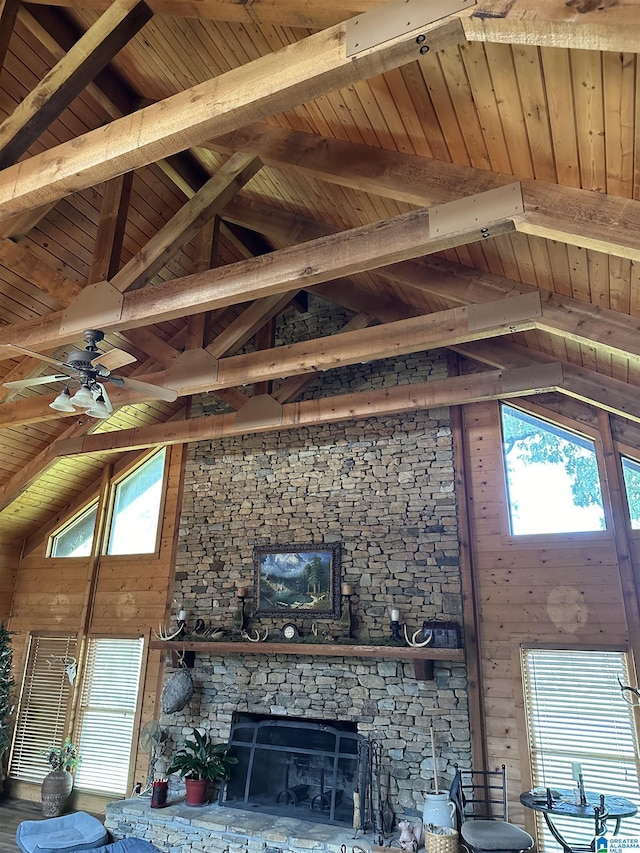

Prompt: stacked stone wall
xmin=164 ymin=299 xmax=471 ymax=813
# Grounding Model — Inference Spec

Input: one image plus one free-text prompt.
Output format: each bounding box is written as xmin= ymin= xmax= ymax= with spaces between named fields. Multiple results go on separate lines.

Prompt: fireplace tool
xmin=372 ymin=740 xmax=384 ymax=844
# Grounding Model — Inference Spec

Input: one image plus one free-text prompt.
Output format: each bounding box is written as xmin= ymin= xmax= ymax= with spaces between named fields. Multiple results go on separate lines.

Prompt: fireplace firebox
xmin=221 ymin=713 xmax=370 ymax=827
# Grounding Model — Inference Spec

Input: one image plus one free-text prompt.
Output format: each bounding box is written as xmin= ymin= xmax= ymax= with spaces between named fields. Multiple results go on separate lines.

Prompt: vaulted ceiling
xmin=1 ymin=0 xmax=639 ymax=545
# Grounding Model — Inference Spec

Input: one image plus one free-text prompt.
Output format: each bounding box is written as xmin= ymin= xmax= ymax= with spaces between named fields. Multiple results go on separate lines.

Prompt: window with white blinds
xmin=9 ymin=635 xmax=77 ymax=783
xmin=73 ymin=637 xmax=143 ymax=796
xmin=521 ymin=648 xmax=640 ymax=850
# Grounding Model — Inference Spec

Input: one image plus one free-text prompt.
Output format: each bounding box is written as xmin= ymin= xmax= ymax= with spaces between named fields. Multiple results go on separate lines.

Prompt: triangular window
xmin=50 ymin=504 xmax=97 ymax=557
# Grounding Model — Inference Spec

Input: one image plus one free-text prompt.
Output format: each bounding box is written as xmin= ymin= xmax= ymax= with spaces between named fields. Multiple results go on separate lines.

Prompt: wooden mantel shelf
xmin=150 ymin=640 xmax=464 ymax=680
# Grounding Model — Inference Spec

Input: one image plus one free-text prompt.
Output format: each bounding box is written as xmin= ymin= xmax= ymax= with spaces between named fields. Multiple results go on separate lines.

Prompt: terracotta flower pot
xmin=185 ymin=777 xmax=209 ymax=806
xmin=41 ymin=769 xmax=73 ymax=817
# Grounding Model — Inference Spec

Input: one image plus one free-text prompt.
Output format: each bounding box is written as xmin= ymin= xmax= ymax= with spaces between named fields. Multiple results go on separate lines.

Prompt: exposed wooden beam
xmin=19 ymin=0 xmax=640 ymax=51
xmin=0 ymin=200 xmax=517 ymax=352
xmin=89 ymin=173 xmax=133 ymax=283
xmin=110 ymin=153 xmax=261 ymax=293
xmin=53 ymin=364 xmax=565 ymax=456
xmin=22 ymin=0 xmax=383 ymax=27
xmin=0 ymin=11 xmax=466 ymax=217
xmin=212 ymin=123 xmax=640 ymax=262
xmin=0 ymin=0 xmax=152 ymax=170
xmin=0 ymin=0 xmax=19 ymax=72
xmin=0 ymin=295 xmax=541 ymax=427
xmin=206 ymin=292 xmax=298 ymax=359
xmin=224 ymin=196 xmax=640 ymax=371
xmin=462 ymin=0 xmax=640 ymax=52
xmin=453 ymin=339 xmax=640 ymax=426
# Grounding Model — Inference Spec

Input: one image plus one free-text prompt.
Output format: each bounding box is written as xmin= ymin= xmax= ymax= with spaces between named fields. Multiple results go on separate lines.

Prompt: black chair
xmin=450 ymin=764 xmax=534 ymax=853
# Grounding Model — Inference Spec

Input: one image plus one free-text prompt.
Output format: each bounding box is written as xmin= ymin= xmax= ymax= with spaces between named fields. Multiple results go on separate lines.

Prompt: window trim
xmin=499 ymin=401 xmax=611 ymax=541
xmin=47 ymin=501 xmax=99 ymax=559
xmin=103 ymin=447 xmax=168 ymax=558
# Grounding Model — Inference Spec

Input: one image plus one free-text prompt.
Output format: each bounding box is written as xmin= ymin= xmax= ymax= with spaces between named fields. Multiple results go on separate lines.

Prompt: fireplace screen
xmin=221 ymin=714 xmax=370 ymax=826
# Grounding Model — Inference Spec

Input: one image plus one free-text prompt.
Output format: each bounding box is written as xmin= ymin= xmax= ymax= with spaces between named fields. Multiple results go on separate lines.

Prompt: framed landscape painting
xmin=253 ymin=543 xmax=341 ymax=618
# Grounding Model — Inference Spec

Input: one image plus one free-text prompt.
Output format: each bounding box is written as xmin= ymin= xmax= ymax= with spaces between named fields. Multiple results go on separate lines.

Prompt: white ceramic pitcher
xmin=422 ymin=792 xmax=456 ymax=829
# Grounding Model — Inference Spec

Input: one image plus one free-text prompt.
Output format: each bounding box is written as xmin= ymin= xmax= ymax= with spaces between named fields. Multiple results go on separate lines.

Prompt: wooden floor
xmin=0 ymin=798 xmax=43 ymax=852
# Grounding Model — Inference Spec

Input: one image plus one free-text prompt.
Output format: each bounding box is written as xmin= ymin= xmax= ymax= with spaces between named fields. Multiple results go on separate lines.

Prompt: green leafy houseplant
xmin=43 ymin=738 xmax=80 ymax=772
xmin=167 ymin=729 xmax=236 ymax=782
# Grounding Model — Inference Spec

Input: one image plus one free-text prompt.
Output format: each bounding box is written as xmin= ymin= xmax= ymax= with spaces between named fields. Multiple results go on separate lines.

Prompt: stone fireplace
xmin=157 ymin=302 xmax=470 ymax=826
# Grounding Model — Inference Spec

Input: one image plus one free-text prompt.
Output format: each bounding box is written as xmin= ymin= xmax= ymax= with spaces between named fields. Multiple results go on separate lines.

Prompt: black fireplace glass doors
xmin=222 ymin=715 xmax=369 ymax=827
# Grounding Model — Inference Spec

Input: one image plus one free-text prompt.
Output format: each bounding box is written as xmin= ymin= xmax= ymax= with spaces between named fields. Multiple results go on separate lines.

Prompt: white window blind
xmin=73 ymin=637 xmax=143 ymax=796
xmin=521 ymin=648 xmax=640 ymax=850
xmin=9 ymin=635 xmax=77 ymax=783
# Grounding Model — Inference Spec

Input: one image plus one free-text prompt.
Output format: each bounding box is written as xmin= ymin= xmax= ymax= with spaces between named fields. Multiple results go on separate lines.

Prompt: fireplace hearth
xmin=221 ymin=713 xmax=370 ymax=827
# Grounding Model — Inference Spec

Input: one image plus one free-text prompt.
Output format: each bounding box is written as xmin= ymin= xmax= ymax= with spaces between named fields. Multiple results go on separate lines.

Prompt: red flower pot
xmin=185 ymin=778 xmax=209 ymax=806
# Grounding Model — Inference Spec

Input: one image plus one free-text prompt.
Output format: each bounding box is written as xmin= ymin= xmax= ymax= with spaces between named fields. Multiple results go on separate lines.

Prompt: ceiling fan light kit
xmin=49 ymin=388 xmax=76 ymax=413
xmin=69 ymin=384 xmax=95 ymax=408
xmin=7 ymin=328 xmax=177 ymax=419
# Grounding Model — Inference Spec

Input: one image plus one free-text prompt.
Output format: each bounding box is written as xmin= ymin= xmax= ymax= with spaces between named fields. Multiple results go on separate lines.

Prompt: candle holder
xmin=389 ymin=606 xmax=402 ymax=643
xmin=340 ymin=587 xmax=358 ymax=639
xmin=233 ymin=587 xmax=248 ymax=632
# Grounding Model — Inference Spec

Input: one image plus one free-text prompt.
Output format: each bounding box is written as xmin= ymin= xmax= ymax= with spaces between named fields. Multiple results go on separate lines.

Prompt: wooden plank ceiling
xmin=0 ymin=0 xmax=639 ymax=544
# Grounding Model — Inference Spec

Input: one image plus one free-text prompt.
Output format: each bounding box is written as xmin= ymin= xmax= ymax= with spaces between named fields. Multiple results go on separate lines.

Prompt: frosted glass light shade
xmin=70 ymin=384 xmax=95 ymax=408
xmin=49 ymin=388 xmax=75 ymax=412
xmin=86 ymin=394 xmax=110 ymax=419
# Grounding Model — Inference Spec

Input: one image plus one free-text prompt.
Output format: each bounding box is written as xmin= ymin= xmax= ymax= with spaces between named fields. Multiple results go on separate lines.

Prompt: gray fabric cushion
xmin=461 ymin=820 xmax=534 ymax=852
xmin=16 ymin=812 xmax=108 ymax=853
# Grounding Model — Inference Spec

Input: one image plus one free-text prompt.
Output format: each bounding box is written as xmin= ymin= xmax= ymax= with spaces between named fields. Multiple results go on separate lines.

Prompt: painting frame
xmin=253 ymin=543 xmax=341 ymax=618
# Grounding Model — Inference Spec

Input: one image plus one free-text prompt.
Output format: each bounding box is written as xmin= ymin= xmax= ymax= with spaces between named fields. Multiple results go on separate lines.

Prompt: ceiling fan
xmin=2 ymin=329 xmax=178 ymax=419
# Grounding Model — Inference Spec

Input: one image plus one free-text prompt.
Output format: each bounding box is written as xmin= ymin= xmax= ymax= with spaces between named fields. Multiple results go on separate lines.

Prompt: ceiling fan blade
xmin=112 ymin=375 xmax=178 ymax=402
xmin=91 ymin=349 xmax=137 ymax=371
xmin=0 ymin=344 xmax=66 ymax=369
xmin=3 ymin=374 xmax=70 ymax=390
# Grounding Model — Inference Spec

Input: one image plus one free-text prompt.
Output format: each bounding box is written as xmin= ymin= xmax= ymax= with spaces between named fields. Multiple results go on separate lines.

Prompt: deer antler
xmin=241 ymin=628 xmax=269 ymax=642
xmin=403 ymin=625 xmax=433 ymax=648
xmin=618 ymin=675 xmax=640 ymax=704
xmin=153 ymin=622 xmax=183 ymax=641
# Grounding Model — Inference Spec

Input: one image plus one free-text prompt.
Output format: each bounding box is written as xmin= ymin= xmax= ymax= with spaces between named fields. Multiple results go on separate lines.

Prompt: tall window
xmin=50 ymin=504 xmax=97 ymax=557
xmin=10 ymin=636 xmax=78 ymax=783
xmin=501 ymin=405 xmax=605 ymax=535
xmin=107 ymin=449 xmax=166 ymax=555
xmin=521 ymin=648 xmax=640 ymax=850
xmin=73 ymin=637 xmax=144 ymax=796
xmin=621 ymin=455 xmax=640 ymax=529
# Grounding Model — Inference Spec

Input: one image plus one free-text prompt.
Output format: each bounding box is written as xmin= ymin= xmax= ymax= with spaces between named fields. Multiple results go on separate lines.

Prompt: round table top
xmin=520 ymin=788 xmax=638 ymax=820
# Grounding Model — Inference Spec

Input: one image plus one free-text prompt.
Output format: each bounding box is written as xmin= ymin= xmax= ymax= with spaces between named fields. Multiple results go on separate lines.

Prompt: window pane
xmin=522 ymin=649 xmax=640 ymax=851
xmin=74 ymin=638 xmax=143 ymax=796
xmin=9 ymin=636 xmax=77 ymax=783
xmin=107 ymin=449 xmax=166 ymax=555
xmin=501 ymin=405 xmax=605 ymax=535
xmin=621 ymin=456 xmax=640 ymax=529
xmin=50 ymin=504 xmax=97 ymax=557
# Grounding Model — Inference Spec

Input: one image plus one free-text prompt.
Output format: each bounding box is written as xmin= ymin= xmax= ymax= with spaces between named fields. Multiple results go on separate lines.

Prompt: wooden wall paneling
xmin=0 ymin=539 xmax=20 ymax=621
xmin=511 ymin=45 xmax=556 ymax=183
xmin=462 ymin=397 xmax=633 ymax=818
xmin=570 ymin=49 xmax=606 ymax=193
xmin=602 ymin=51 xmax=635 ymax=199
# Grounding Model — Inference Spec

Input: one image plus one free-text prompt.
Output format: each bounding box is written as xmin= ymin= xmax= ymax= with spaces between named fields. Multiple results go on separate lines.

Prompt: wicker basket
xmin=424 ymin=826 xmax=459 ymax=853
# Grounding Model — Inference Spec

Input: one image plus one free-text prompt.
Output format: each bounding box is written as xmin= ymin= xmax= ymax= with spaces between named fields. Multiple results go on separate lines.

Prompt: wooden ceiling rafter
xmin=0 ymin=11 xmax=467 ymax=217
xmin=0 ymin=0 xmax=152 ymax=170
xmin=52 ymin=362 xmax=567 ymax=457
xmin=209 ymin=122 xmax=640 ymax=263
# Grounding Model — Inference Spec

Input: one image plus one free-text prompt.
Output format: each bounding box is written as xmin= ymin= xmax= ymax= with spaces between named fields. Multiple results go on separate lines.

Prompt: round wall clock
xmin=281 ymin=622 xmax=299 ymax=640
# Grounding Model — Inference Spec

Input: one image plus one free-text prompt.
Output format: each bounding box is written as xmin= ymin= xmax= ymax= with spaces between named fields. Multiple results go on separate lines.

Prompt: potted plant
xmin=41 ymin=738 xmax=80 ymax=817
xmin=167 ymin=729 xmax=237 ymax=806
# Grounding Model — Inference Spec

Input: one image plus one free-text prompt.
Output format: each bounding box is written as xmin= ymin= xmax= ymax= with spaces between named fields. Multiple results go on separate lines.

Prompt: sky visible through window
xmin=501 ymin=405 xmax=606 ymax=535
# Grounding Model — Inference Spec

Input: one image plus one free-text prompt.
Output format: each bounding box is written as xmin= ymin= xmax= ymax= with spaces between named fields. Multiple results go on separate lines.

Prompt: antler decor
xmin=241 ymin=628 xmax=269 ymax=642
xmin=403 ymin=625 xmax=434 ymax=648
xmin=153 ymin=622 xmax=183 ymax=641
xmin=618 ymin=675 xmax=640 ymax=705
